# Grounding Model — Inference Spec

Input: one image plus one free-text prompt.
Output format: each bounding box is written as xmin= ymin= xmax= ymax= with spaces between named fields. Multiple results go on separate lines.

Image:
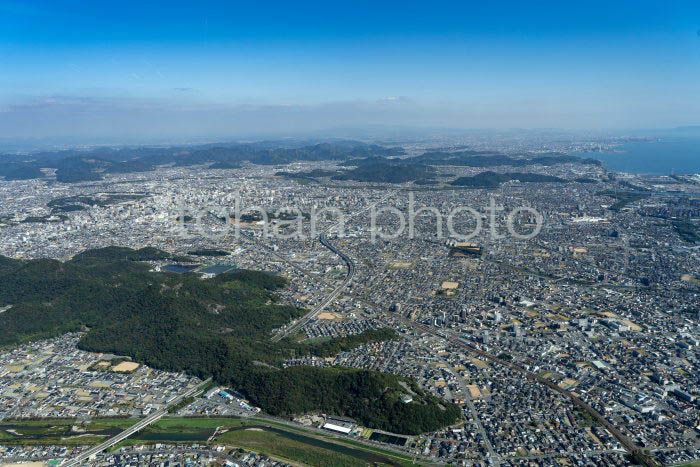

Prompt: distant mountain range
xmin=0 ymin=141 xmax=405 ymax=183
xmin=1 ymin=139 xmax=604 ymax=184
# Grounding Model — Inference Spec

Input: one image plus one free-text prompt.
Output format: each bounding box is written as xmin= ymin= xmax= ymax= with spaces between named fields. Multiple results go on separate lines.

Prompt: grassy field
xmin=246 ymin=418 xmax=421 ymax=466
xmin=324 ymin=436 xmax=417 ymax=463
xmin=147 ymin=418 xmax=422 ymax=467
xmin=0 ymin=417 xmax=425 ymax=467
xmin=151 ymin=417 xmax=246 ymax=430
xmin=244 ymin=420 xmax=422 ymax=467
xmin=0 ymin=417 xmax=133 ymax=428
xmin=216 ymin=428 xmax=368 ymax=467
xmin=0 ymin=434 xmax=107 ymax=446
xmin=0 ymin=418 xmax=130 ymax=446
xmin=85 ymin=419 xmax=136 ymax=430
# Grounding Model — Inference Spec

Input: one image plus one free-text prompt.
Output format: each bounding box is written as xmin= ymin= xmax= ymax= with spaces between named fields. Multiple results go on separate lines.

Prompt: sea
xmin=577 ymin=138 xmax=700 ymax=175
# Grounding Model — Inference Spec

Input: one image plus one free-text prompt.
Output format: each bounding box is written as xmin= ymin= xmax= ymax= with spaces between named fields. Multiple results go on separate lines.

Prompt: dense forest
xmin=332 ymin=162 xmax=436 ymax=184
xmin=673 ymin=220 xmax=700 ymax=243
xmin=55 ymin=167 xmax=104 ymax=183
xmin=0 ymin=248 xmax=460 ymax=434
xmin=237 ymin=366 xmax=461 ymax=434
xmin=407 ymin=151 xmax=601 ymax=167
xmin=2 ymin=165 xmax=44 ymax=180
xmin=274 ymin=169 xmax=339 ymax=183
xmin=337 ymin=151 xmax=592 ymax=169
xmin=0 ymin=162 xmax=42 ymax=180
xmin=451 ymin=171 xmax=568 ymax=188
xmin=597 ymin=190 xmax=651 ymax=212
xmin=46 ymin=193 xmax=147 ymax=213
xmin=276 ymin=160 xmax=438 ymax=184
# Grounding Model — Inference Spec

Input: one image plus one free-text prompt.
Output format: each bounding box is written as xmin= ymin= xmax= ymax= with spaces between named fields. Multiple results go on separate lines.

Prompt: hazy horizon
xmin=2 ymin=0 xmax=700 ymax=141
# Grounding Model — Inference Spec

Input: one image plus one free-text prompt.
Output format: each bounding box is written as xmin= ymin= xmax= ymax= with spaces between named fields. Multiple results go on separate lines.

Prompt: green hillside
xmin=0 ymin=247 xmax=460 ymax=434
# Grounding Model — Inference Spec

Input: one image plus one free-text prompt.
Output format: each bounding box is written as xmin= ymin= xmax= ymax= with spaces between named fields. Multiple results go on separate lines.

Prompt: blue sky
xmin=1 ymin=0 xmax=699 ymax=140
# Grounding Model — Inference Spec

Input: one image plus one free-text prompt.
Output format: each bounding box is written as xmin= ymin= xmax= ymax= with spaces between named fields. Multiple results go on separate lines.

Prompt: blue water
xmin=577 ymin=138 xmax=700 ymax=175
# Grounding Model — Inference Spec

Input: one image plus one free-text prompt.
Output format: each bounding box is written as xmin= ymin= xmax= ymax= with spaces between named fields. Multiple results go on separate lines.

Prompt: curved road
xmin=271 ymin=234 xmax=354 ymax=342
xmin=302 ymin=235 xmax=659 ymax=467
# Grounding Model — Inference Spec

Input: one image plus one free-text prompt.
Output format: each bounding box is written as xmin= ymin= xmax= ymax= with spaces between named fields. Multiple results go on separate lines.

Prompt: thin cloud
xmin=377 ymin=96 xmax=411 ymax=104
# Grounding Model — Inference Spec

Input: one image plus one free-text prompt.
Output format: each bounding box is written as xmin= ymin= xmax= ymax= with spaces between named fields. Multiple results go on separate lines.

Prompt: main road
xmin=296 ymin=233 xmax=659 ymax=467
xmin=62 ymin=378 xmax=212 ymax=466
xmin=271 ymin=234 xmax=355 ymax=342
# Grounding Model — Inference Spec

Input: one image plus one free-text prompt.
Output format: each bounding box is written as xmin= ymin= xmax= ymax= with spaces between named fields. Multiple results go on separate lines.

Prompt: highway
xmin=63 ymin=228 xmax=658 ymax=466
xmin=271 ymin=234 xmax=355 ymax=342
xmin=257 ymin=190 xmax=660 ymax=465
xmin=270 ymin=191 xmax=397 ymax=342
xmin=299 ymin=237 xmax=659 ymax=467
xmin=62 ymin=378 xmax=212 ymax=467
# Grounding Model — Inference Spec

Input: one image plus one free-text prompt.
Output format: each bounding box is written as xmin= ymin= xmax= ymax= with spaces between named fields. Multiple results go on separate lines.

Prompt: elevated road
xmin=261 ymin=191 xmax=659 ymax=465
xmin=270 ymin=190 xmax=395 ymax=342
xmin=272 ymin=234 xmax=354 ymax=342
xmin=62 ymin=378 xmax=212 ymax=466
xmin=312 ymin=241 xmax=659 ymax=467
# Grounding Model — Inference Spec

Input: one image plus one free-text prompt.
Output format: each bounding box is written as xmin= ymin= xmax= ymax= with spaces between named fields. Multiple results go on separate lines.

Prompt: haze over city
xmin=1 ymin=2 xmax=700 ymax=467
xmin=2 ymin=0 xmax=700 ymax=142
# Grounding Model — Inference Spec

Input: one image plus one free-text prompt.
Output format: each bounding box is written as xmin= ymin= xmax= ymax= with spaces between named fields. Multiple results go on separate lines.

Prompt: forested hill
xmin=451 ymin=171 xmax=568 ymax=188
xmin=0 ymin=247 xmax=460 ymax=434
xmin=0 ymin=141 xmax=405 ymax=183
xmin=408 ymin=151 xmax=601 ymax=167
xmin=0 ymin=142 xmax=601 ymax=184
xmin=332 ymin=162 xmax=436 ymax=184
